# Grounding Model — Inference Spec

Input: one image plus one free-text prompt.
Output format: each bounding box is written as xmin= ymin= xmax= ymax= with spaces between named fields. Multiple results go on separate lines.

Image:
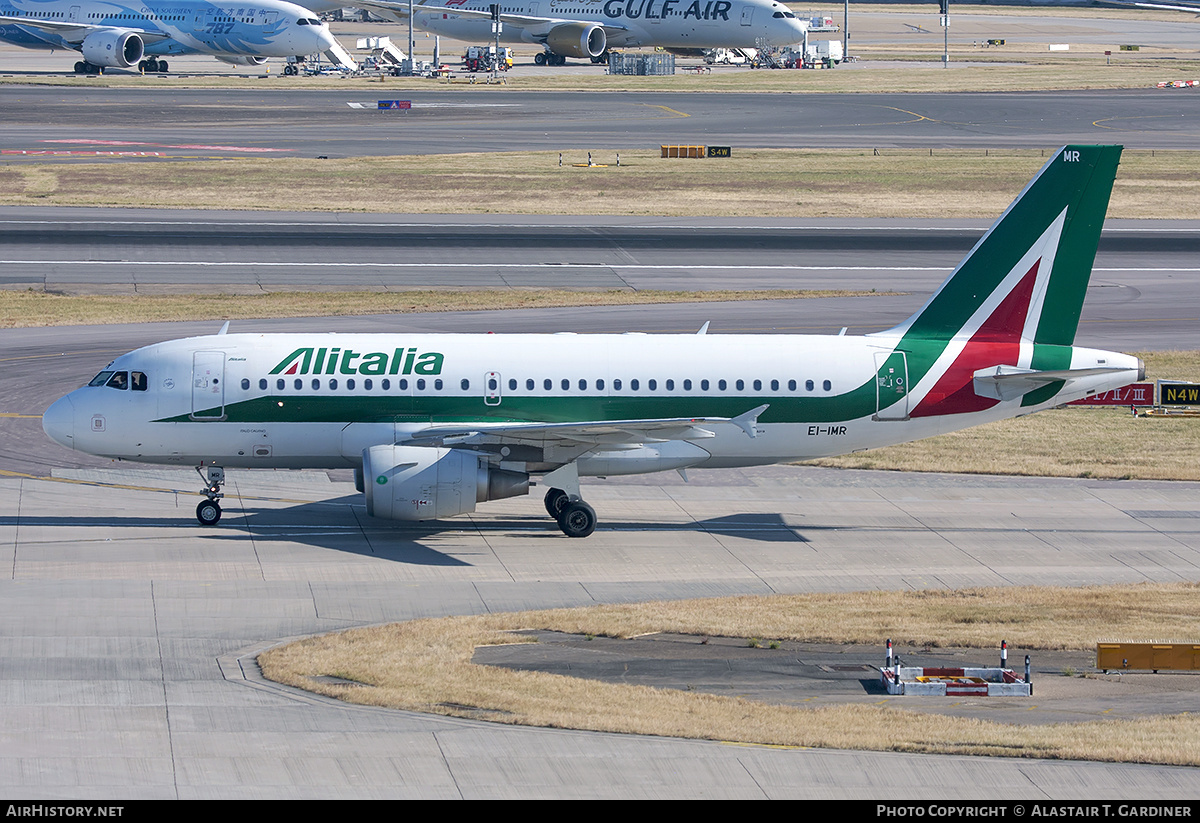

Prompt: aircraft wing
xmin=403 ymin=406 xmax=769 ymax=447
xmin=350 ymin=0 xmax=628 ymax=35
xmin=1099 ymin=0 xmax=1200 ymax=11
xmin=0 ymin=16 xmax=175 ymax=45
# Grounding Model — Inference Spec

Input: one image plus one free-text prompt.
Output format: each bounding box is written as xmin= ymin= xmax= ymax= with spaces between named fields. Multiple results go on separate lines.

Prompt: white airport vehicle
xmin=0 ymin=0 xmax=349 ymax=73
xmin=704 ymin=46 xmax=751 ymax=63
xmin=43 ymin=146 xmax=1142 ymax=538
xmin=305 ymin=0 xmax=809 ymax=64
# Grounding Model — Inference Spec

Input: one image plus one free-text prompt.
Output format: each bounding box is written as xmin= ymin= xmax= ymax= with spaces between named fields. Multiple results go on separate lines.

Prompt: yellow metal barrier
xmin=1097 ymin=642 xmax=1200 ymax=672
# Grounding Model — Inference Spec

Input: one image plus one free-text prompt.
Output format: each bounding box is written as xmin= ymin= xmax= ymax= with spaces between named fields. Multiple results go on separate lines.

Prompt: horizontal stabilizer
xmin=973 ymin=365 xmax=1134 ymax=402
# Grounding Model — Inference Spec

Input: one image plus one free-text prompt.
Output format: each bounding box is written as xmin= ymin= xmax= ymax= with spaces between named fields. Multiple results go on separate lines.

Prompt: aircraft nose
xmin=42 ymin=394 xmax=75 ymax=449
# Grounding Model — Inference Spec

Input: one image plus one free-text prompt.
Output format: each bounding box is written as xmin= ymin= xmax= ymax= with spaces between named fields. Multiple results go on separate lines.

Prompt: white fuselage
xmin=42 ymin=331 xmax=1141 ymax=475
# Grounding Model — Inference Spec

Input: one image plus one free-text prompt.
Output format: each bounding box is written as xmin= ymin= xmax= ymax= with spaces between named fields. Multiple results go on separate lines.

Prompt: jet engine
xmin=215 ymin=55 xmax=269 ymax=66
xmin=80 ymin=30 xmax=144 ymax=68
xmin=545 ymin=22 xmax=605 ymax=59
xmin=362 ymin=445 xmax=529 ymax=521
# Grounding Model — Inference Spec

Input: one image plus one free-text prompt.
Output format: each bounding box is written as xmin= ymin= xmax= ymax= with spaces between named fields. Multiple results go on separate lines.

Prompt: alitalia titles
xmin=269 ymin=347 xmax=445 ymax=377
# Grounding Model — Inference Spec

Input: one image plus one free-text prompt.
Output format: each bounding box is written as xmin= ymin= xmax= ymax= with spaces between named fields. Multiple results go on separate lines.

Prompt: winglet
xmin=732 ymin=404 xmax=769 ymax=438
xmin=217 ymin=321 xmax=230 ymax=336
xmin=697 ymin=321 xmax=710 ymax=335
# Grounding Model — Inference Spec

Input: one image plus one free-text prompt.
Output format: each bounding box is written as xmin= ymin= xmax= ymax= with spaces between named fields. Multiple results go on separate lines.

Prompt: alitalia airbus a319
xmin=42 ymin=145 xmax=1144 ymax=537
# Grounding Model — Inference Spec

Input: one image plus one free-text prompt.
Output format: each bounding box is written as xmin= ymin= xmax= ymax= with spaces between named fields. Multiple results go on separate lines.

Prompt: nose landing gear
xmin=195 ymin=465 xmax=225 ymax=526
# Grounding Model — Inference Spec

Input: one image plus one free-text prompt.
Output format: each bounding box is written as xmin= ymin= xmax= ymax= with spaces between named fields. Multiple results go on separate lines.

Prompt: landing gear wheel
xmin=534 ymin=52 xmax=547 ymax=66
xmin=196 ymin=499 xmax=222 ymax=526
xmin=158 ymin=60 xmax=168 ymax=72
xmin=557 ymin=501 xmax=596 ymax=538
xmin=544 ymin=487 xmax=569 ymax=519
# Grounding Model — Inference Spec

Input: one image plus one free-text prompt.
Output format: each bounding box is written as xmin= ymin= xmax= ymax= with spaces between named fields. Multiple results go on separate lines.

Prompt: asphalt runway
xmin=4 ymin=86 xmax=1200 ymax=156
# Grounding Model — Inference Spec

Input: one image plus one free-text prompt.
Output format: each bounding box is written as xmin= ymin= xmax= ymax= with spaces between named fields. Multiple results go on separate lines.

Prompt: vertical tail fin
xmin=875 ymin=145 xmax=1122 ymax=348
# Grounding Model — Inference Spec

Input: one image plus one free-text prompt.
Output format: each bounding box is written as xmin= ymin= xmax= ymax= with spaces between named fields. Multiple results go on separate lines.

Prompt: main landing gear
xmin=544 ymin=487 xmax=596 ymax=538
xmin=195 ymin=465 xmax=225 ymax=526
xmin=138 ymin=58 xmax=169 ymax=73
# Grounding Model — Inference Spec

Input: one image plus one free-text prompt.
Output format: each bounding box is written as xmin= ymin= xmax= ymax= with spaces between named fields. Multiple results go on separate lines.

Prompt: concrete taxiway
xmin=3 ymin=296 xmax=1200 ymax=797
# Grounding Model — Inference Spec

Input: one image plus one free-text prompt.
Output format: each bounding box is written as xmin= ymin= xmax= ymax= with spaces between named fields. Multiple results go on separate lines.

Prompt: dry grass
xmin=3 ymin=149 xmax=1199 ymax=218
xmin=805 ymin=351 xmax=1200 ymax=481
xmin=0 ymin=288 xmax=880 ymax=326
xmin=258 ymin=582 xmax=1200 ymax=765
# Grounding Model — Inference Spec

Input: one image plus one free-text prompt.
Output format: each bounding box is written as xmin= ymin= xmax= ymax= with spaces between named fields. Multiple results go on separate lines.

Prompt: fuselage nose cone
xmin=42 ymin=394 xmax=75 ymax=449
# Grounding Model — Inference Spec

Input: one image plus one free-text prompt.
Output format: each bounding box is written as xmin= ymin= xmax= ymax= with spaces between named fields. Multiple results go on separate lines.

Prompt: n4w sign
xmin=1161 ymin=383 xmax=1200 ymax=406
xmin=1069 ymin=383 xmax=1154 ymax=407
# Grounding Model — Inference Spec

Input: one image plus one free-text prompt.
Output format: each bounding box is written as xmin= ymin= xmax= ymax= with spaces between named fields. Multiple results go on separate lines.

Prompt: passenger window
xmin=596 ymin=378 xmax=605 ymax=390
xmin=382 ymin=379 xmax=391 ymax=390
xmin=823 ymin=380 xmax=832 ymax=391
xmin=544 ymin=379 xmax=552 ymax=391
xmin=770 ymin=379 xmax=779 ymax=391
xmin=399 ymin=379 xmax=408 ymax=390
xmin=806 ymin=380 xmax=814 ymax=391
xmin=462 ymin=379 xmax=471 ymax=391
xmin=753 ymin=379 xmax=762 ymax=391
xmin=561 ymin=379 xmax=569 ymax=391
xmin=241 ymin=378 xmax=250 ymax=390
xmin=718 ymin=379 xmax=727 ymax=391
xmin=346 ymin=379 xmax=355 ymax=390
xmin=259 ymin=378 xmax=268 ymax=391
xmin=735 ymin=379 xmax=744 ymax=391
xmin=364 ymin=379 xmax=373 ymax=390
xmin=312 ymin=379 xmax=320 ymax=390
xmin=295 ymin=379 xmax=303 ymax=390
xmin=526 ymin=379 xmax=534 ymax=391
xmin=648 ymin=379 xmax=656 ymax=391
xmin=329 ymin=379 xmax=338 ymax=390
xmin=579 ymin=379 xmax=587 ymax=390
xmin=788 ymin=379 xmax=797 ymax=391
xmin=613 ymin=379 xmax=622 ymax=391
xmin=508 ymin=378 xmax=517 ymax=391
xmin=434 ymin=379 xmax=443 ymax=390
xmin=631 ymin=379 xmax=640 ymax=391
xmin=277 ymin=379 xmax=285 ymax=391
xmin=665 ymin=379 xmax=674 ymax=391
xmin=701 ymin=379 xmax=709 ymax=391
xmin=683 ymin=379 xmax=691 ymax=391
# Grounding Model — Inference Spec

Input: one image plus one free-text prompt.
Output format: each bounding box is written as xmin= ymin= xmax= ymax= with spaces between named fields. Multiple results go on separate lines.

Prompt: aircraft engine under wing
xmin=81 ymin=29 xmax=144 ymax=67
xmin=545 ymin=21 xmax=605 ymax=58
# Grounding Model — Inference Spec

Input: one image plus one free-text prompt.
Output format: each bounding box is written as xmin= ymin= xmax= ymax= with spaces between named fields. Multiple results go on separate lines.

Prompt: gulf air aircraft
xmin=0 ymin=0 xmax=342 ymax=73
xmin=304 ymin=0 xmax=808 ymax=64
xmin=42 ymin=145 xmax=1143 ymax=537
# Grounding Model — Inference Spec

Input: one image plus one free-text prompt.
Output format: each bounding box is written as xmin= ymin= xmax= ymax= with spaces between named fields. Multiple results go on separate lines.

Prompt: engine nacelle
xmin=215 ymin=55 xmax=269 ymax=66
xmin=362 ymin=445 xmax=529 ymax=521
xmin=545 ymin=23 xmax=605 ymax=59
xmin=80 ymin=30 xmax=144 ymax=68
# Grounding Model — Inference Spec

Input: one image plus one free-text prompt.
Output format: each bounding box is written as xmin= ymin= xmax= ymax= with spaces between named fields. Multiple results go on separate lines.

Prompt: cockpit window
xmin=105 ymin=371 xmax=128 ymax=390
xmin=131 ymin=371 xmax=147 ymax=391
xmin=308 ymin=17 xmax=322 ymax=25
xmin=296 ymin=17 xmax=308 ymax=24
xmin=88 ymin=371 xmax=113 ymax=387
